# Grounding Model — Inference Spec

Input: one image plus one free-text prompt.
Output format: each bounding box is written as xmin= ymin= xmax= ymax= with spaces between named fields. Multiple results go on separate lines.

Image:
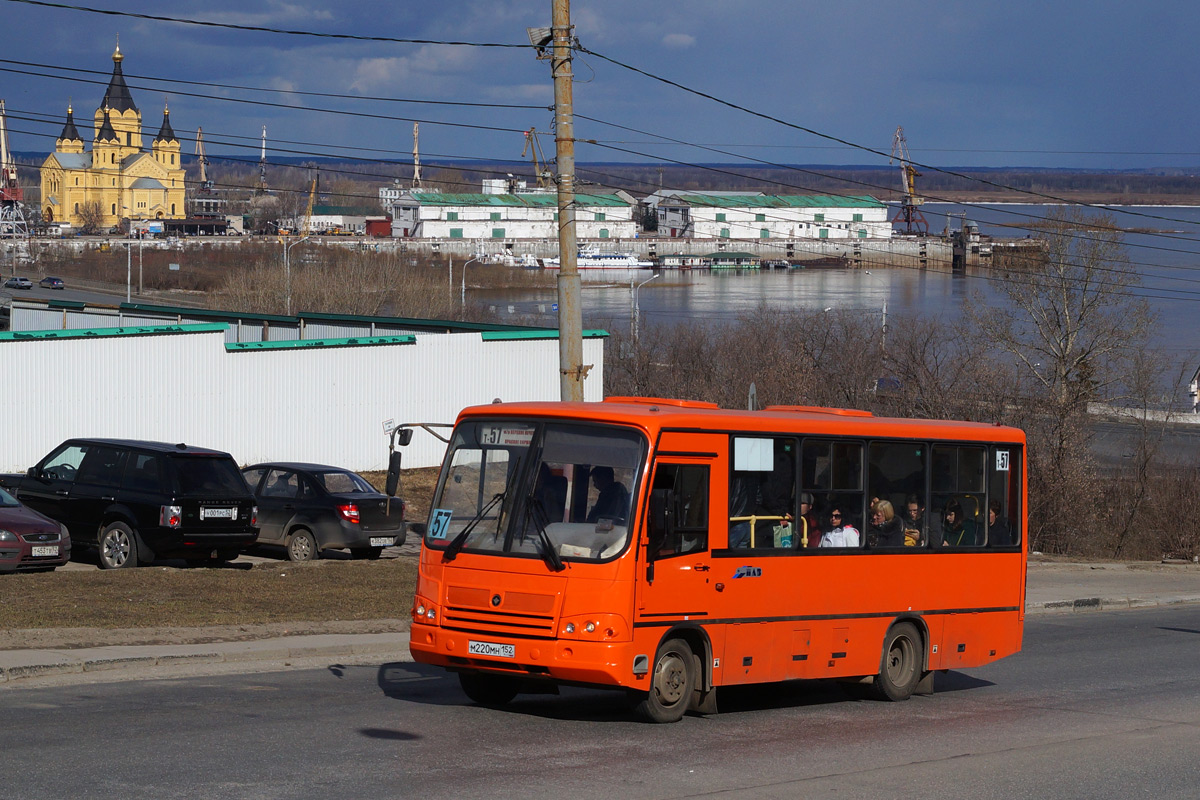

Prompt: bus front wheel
xmin=459 ymin=672 xmax=520 ymax=708
xmin=636 ymin=638 xmax=695 ymax=723
xmin=871 ymin=622 xmax=922 ymax=701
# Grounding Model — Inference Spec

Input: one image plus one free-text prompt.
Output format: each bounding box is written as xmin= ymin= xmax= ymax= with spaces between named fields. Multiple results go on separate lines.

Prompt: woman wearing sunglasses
xmin=819 ymin=505 xmax=860 ymax=548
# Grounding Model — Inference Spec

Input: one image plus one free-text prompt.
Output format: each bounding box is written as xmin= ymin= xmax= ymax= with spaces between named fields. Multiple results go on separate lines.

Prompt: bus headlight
xmin=559 ymin=614 xmax=627 ymax=641
xmin=413 ymin=597 xmax=438 ymax=623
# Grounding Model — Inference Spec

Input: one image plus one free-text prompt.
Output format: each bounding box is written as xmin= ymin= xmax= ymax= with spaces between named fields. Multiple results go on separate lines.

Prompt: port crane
xmin=299 ymin=171 xmax=317 ymax=235
xmin=522 ymin=127 xmax=552 ymax=189
xmin=889 ymin=126 xmax=928 ymax=236
xmin=0 ymin=99 xmax=30 ymax=240
xmin=195 ymin=127 xmax=212 ymax=190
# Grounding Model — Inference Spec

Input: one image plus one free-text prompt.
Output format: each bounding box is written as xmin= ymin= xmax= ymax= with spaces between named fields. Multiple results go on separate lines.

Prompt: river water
xmin=473 ymin=204 xmax=1200 ymax=368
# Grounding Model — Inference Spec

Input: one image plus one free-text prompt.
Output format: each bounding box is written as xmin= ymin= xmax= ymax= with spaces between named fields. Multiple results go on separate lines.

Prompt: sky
xmin=4 ymin=0 xmax=1200 ymax=182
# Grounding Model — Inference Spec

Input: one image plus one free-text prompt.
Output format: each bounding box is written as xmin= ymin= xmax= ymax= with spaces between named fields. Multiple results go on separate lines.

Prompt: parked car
xmin=38 ymin=276 xmax=65 ymax=290
xmin=3 ymin=276 xmax=32 ymax=290
xmin=1 ymin=439 xmax=258 ymax=569
xmin=0 ymin=486 xmax=71 ymax=573
xmin=241 ymin=462 xmax=405 ymax=562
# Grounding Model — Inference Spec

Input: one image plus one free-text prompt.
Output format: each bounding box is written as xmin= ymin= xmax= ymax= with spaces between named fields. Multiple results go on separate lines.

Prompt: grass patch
xmin=361 ymin=465 xmax=441 ymax=524
xmin=0 ymin=558 xmax=417 ymax=631
xmin=0 ymin=467 xmax=441 ymax=634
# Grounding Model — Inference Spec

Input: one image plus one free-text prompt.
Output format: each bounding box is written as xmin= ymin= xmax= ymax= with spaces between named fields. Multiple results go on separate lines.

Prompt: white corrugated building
xmin=389 ymin=190 xmax=638 ymax=240
xmin=0 ymin=302 xmax=606 ymax=471
xmin=656 ymin=193 xmax=891 ymax=239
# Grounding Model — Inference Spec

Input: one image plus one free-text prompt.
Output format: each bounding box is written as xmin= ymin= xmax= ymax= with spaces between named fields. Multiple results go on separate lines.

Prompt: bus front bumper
xmin=409 ymin=622 xmax=646 ymax=689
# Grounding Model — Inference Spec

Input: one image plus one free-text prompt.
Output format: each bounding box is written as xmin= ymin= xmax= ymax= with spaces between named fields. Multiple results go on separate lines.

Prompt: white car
xmin=3 ymin=276 xmax=33 ymax=290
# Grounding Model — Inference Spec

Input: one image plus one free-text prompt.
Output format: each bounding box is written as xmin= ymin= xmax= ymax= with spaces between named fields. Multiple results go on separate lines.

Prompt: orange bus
xmin=403 ymin=397 xmax=1026 ymax=722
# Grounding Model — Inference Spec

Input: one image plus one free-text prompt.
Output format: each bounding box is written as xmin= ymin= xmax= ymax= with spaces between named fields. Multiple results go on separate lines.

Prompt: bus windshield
xmin=426 ymin=419 xmax=645 ymax=564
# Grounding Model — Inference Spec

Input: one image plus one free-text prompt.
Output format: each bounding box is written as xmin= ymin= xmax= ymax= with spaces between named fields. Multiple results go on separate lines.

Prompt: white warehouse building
xmin=389 ymin=190 xmax=638 ymax=240
xmin=656 ymin=193 xmax=891 ymax=240
xmin=0 ymin=303 xmax=607 ymax=472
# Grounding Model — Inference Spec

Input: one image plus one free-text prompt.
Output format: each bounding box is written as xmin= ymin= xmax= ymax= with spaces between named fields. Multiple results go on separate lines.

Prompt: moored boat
xmin=544 ymin=246 xmax=653 ymax=269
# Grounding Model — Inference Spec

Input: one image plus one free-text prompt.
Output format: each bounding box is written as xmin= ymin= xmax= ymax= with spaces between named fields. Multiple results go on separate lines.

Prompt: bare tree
xmin=967 ymin=207 xmax=1153 ymax=553
xmin=76 ymin=201 xmax=105 ymax=235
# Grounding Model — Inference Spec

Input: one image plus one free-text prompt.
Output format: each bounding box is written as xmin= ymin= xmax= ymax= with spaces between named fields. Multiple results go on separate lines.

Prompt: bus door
xmin=636 ymin=433 xmax=724 ymax=647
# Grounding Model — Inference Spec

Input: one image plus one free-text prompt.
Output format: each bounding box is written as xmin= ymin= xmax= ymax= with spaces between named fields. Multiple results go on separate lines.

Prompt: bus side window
xmin=932 ymin=445 xmax=987 ymax=548
xmin=651 ymin=463 xmax=709 ymax=558
xmin=804 ymin=439 xmax=864 ymax=549
xmin=728 ymin=436 xmax=797 ymax=549
xmin=988 ymin=446 xmax=1021 ymax=547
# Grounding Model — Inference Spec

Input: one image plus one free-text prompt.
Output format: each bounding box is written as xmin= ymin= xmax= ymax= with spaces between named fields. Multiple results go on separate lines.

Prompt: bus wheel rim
xmin=654 ymin=651 xmax=688 ymax=705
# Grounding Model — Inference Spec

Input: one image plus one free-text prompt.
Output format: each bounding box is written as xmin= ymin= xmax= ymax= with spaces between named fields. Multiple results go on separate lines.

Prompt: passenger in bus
xmin=534 ymin=463 xmax=569 ymax=523
xmin=819 ymin=506 xmax=860 ymax=548
xmin=940 ymin=498 xmax=974 ymax=546
xmin=755 ymin=452 xmax=794 ymax=548
xmin=587 ymin=466 xmax=629 ymax=524
xmin=902 ymin=494 xmax=925 ymax=546
xmin=727 ymin=472 xmax=759 ymax=548
xmin=799 ymin=492 xmax=822 ymax=547
xmin=867 ymin=499 xmax=905 ymax=547
xmin=987 ymin=499 xmax=1012 ymax=546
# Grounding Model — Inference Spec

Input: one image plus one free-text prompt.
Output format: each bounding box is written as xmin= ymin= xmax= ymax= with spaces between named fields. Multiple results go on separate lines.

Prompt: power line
xmin=1 ymin=0 xmax=529 ymax=48
xmin=0 ymin=57 xmax=549 ymax=113
xmin=0 ymin=63 xmax=533 ymax=136
xmin=575 ymin=43 xmax=1200 ymax=232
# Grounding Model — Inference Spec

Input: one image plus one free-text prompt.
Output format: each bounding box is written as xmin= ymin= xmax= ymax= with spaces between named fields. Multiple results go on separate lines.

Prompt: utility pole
xmin=412 ymin=122 xmax=422 ymax=188
xmin=549 ymin=0 xmax=584 ymax=401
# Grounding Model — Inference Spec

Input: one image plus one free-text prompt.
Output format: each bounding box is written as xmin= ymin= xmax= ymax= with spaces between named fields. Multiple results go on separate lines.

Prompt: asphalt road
xmin=3 ymin=606 xmax=1199 ymax=800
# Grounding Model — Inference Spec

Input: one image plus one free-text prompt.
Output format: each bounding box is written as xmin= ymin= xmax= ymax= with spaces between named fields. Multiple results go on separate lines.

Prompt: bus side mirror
xmin=394 ymin=428 xmax=413 ymax=447
xmin=385 ymin=451 xmax=403 ymax=497
xmin=648 ymin=488 xmax=675 ymax=558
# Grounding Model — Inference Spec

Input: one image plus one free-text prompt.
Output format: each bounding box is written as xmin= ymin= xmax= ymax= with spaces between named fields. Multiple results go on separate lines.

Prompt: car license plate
xmin=468 ymin=640 xmax=516 ymax=659
xmin=31 ymin=545 xmax=59 ymax=557
xmin=369 ymin=537 xmax=394 ymax=547
xmin=200 ymin=507 xmax=236 ymax=520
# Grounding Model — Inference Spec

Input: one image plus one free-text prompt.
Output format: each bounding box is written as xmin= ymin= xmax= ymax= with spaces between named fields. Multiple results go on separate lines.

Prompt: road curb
xmin=1027 ymin=594 xmax=1200 ymax=614
xmin=0 ymin=633 xmax=413 ymax=686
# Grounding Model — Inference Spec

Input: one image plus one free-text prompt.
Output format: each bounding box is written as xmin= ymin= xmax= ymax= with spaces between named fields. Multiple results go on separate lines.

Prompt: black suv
xmin=1 ymin=439 xmax=258 ymax=568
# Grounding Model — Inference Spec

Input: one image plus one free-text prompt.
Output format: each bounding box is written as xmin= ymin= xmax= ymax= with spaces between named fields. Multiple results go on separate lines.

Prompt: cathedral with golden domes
xmin=40 ymin=42 xmax=186 ymax=229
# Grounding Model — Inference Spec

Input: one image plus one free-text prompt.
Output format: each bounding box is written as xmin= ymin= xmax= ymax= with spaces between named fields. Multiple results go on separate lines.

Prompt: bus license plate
xmin=369 ymin=537 xmax=394 ymax=547
xmin=468 ymin=640 xmax=515 ymax=659
xmin=201 ymin=507 xmax=236 ymax=520
xmin=31 ymin=545 xmax=59 ymax=557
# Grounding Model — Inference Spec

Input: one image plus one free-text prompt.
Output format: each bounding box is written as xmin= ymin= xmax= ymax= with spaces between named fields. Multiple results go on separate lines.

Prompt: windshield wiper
xmin=524 ymin=494 xmax=565 ymax=572
xmin=442 ymin=491 xmax=505 ymax=562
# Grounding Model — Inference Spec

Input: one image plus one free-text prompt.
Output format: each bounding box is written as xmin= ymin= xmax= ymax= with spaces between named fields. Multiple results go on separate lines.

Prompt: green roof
xmin=481 ymin=329 xmax=609 ymax=341
xmin=670 ymin=194 xmax=884 ymax=209
xmin=119 ymin=303 xmax=551 ymax=334
xmin=408 ymin=192 xmax=630 ymax=208
xmin=226 ymin=335 xmax=416 ymax=352
xmin=0 ymin=323 xmax=225 ymax=343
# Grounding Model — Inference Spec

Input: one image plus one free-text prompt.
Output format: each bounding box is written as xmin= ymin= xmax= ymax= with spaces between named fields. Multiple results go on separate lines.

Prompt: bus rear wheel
xmin=459 ymin=672 xmax=520 ymax=708
xmin=635 ymin=638 xmax=695 ymax=723
xmin=871 ymin=621 xmax=922 ymax=701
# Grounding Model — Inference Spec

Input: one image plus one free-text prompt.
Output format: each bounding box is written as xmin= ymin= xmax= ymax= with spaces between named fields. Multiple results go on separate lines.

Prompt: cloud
xmin=484 ymin=84 xmax=554 ymax=102
xmin=201 ymin=1 xmax=333 ymax=26
xmin=662 ymin=33 xmax=696 ymax=49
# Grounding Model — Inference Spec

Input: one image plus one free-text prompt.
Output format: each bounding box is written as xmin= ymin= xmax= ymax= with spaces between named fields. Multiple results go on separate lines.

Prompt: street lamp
xmin=461 ymin=257 xmax=481 ymax=310
xmin=281 ymin=236 xmax=310 ymax=315
xmin=863 ymin=270 xmax=888 ymax=349
xmin=631 ymin=272 xmax=660 ymax=341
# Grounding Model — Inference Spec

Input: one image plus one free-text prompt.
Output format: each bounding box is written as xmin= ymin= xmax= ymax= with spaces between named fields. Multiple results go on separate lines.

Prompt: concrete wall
xmin=0 ymin=325 xmax=606 ymax=473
